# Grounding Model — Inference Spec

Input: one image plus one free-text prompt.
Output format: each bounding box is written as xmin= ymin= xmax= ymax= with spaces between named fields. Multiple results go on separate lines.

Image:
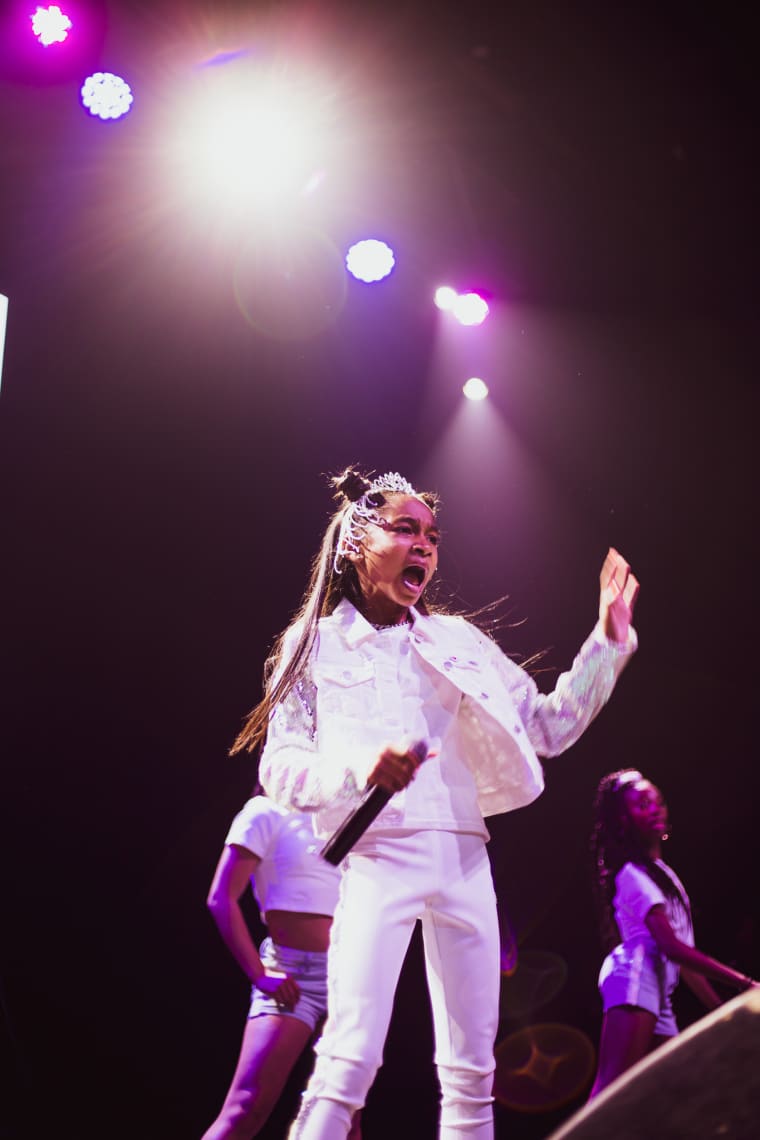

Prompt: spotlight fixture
xmin=31 ymin=5 xmax=72 ymax=46
xmin=463 ymin=377 xmax=489 ymax=401
xmin=80 ymin=71 xmax=133 ymax=120
xmin=452 ymin=292 xmax=489 ymax=326
xmin=434 ymin=285 xmax=457 ymax=311
xmin=345 ymin=239 xmax=395 ymax=283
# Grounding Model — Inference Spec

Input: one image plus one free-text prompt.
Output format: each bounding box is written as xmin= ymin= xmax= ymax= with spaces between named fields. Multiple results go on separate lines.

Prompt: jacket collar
xmin=330 ymin=597 xmax=427 ymax=648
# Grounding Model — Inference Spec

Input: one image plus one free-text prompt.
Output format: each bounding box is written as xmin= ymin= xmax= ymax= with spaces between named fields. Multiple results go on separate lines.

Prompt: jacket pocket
xmin=315 ymin=662 xmax=376 ymax=719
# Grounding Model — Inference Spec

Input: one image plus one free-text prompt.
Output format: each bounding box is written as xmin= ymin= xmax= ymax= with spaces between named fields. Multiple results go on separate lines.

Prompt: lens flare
xmin=233 ymin=225 xmax=347 ymax=340
xmin=494 ymin=1024 xmax=596 ymax=1112
xmin=499 ymin=950 xmax=568 ymax=1021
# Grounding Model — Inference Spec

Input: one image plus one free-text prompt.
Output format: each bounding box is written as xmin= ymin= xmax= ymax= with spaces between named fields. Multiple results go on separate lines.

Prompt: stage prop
xmin=549 ymin=988 xmax=760 ymax=1139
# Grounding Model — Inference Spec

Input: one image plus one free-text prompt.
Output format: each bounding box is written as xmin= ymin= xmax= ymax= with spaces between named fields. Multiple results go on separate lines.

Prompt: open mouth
xmin=402 ymin=565 xmax=426 ymax=590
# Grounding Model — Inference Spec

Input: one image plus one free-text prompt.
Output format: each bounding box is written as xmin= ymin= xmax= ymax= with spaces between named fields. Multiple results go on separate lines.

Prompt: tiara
xmin=368 ymin=472 xmax=417 ymax=495
xmin=333 ymin=470 xmax=418 ymax=573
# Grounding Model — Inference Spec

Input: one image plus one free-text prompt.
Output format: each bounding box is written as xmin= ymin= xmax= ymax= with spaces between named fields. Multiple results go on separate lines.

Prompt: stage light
xmin=80 ymin=71 xmax=133 ymax=120
xmin=165 ymin=63 xmax=344 ymax=215
xmin=452 ymin=291 xmax=489 ymax=326
xmin=434 ymin=285 xmax=457 ymax=311
xmin=0 ymin=293 xmax=8 ymax=393
xmin=30 ymin=5 xmax=72 ymax=46
xmin=463 ymin=377 xmax=489 ymax=401
xmin=1 ymin=0 xmax=107 ymax=84
xmin=345 ymin=239 xmax=395 ymax=283
xmin=204 ymin=102 xmax=311 ymax=200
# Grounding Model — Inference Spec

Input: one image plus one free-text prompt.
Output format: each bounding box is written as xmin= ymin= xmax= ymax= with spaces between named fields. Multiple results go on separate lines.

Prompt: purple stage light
xmin=31 ymin=5 xmax=72 ymax=46
xmin=1 ymin=1 xmax=107 ymax=85
xmin=345 ymin=239 xmax=395 ymax=283
xmin=452 ymin=291 xmax=489 ymax=326
xmin=80 ymin=71 xmax=133 ymax=120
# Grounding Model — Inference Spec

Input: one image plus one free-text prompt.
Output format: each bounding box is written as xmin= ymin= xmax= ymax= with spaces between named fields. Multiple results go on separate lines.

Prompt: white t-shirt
xmin=614 ymin=859 xmax=694 ymax=991
xmin=225 ymin=796 xmax=340 ymax=919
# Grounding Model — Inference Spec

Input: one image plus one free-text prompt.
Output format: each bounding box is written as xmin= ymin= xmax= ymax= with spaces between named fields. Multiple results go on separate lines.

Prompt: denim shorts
xmin=248 ymin=938 xmax=329 ymax=1032
xmin=598 ymin=943 xmax=678 ymax=1037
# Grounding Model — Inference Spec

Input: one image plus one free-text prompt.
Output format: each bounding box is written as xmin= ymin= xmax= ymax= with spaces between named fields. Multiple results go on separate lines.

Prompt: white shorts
xmin=598 ymin=943 xmax=678 ymax=1037
xmin=249 ymin=938 xmax=329 ymax=1032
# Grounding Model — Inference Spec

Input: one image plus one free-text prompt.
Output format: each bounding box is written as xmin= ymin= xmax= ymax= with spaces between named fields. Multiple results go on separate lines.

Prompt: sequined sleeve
xmin=477 ymin=621 xmax=637 ymax=758
xmin=258 ymin=659 xmax=364 ymax=813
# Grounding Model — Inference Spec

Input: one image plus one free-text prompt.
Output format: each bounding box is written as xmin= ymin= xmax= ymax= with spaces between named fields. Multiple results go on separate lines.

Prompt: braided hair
xmin=230 ymin=467 xmax=439 ymax=755
xmin=590 ymin=769 xmax=688 ymax=953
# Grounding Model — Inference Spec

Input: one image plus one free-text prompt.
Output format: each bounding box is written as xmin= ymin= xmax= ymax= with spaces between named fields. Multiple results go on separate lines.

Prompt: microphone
xmin=320 ymin=740 xmax=429 ymax=866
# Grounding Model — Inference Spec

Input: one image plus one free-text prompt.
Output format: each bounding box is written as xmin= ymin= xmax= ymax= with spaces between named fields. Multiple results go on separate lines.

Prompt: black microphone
xmin=320 ymin=740 xmax=429 ymax=866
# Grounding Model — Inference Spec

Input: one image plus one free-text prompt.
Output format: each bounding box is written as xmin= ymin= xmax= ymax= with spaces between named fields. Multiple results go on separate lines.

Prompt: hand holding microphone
xmin=369 ymin=738 xmax=429 ymax=794
xmin=321 ymin=739 xmax=429 ymax=865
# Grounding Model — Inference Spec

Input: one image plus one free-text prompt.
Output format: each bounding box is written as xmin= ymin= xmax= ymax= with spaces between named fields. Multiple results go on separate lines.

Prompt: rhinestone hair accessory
xmin=367 ymin=472 xmax=416 ymax=495
xmin=334 ymin=471 xmax=419 ymax=573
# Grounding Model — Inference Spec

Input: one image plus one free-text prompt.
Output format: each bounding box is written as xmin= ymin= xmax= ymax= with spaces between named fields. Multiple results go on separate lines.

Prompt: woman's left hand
xmin=599 ymin=547 xmax=639 ymax=644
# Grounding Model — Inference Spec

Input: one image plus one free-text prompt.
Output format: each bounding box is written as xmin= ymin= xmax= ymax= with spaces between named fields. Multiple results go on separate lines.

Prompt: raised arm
xmin=645 ymin=906 xmax=756 ymax=1000
xmin=475 ymin=547 xmax=639 ymax=758
xmin=206 ymin=844 xmax=300 ymax=1010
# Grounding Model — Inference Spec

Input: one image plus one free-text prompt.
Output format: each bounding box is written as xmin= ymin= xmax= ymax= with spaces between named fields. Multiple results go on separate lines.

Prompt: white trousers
xmin=289 ymin=829 xmax=500 ymax=1139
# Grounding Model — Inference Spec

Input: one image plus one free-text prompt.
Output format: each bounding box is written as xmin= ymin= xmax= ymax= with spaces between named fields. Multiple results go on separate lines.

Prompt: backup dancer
xmin=588 ymin=768 xmax=757 ymax=1098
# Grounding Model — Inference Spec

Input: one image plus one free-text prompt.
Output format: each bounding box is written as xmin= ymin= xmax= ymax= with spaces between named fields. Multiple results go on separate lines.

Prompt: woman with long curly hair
xmin=588 ymin=769 xmax=757 ymax=1099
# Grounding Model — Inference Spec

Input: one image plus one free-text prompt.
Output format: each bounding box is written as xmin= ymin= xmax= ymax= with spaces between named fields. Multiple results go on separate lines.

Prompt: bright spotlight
xmin=31 ymin=5 xmax=72 ymax=46
xmin=165 ymin=65 xmax=343 ymax=213
xmin=452 ymin=292 xmax=489 ymax=326
xmin=463 ymin=377 xmax=489 ymax=401
xmin=434 ymin=285 xmax=457 ymax=311
xmin=80 ymin=72 xmax=133 ymax=120
xmin=204 ymin=103 xmax=313 ymax=200
xmin=345 ymin=239 xmax=395 ymax=283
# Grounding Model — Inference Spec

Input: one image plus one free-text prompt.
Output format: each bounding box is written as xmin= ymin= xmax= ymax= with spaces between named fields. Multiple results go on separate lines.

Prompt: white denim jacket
xmin=259 ymin=599 xmax=636 ymax=836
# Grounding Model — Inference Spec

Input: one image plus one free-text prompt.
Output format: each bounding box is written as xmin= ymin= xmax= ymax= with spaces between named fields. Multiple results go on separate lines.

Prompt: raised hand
xmin=599 ymin=547 xmax=639 ymax=643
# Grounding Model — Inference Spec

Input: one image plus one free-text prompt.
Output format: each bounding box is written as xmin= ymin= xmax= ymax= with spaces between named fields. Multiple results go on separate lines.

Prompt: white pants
xmin=289 ymin=829 xmax=500 ymax=1139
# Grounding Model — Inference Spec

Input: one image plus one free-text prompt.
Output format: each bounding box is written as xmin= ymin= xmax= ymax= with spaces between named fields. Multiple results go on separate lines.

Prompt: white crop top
xmin=225 ymin=796 xmax=341 ymax=918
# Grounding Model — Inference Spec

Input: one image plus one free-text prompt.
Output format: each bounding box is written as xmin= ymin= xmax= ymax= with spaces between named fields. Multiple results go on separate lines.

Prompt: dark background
xmin=1 ymin=2 xmax=757 ymax=1137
